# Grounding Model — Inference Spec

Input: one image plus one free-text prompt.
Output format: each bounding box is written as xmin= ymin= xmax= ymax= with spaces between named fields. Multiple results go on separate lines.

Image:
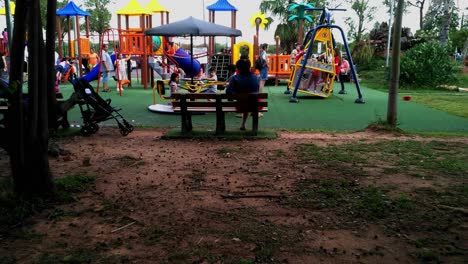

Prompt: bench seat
xmin=171 ymin=93 xmax=268 ymax=136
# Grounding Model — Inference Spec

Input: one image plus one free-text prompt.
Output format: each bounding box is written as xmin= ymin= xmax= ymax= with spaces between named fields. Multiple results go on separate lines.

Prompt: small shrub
xmin=352 ymin=41 xmax=375 ymax=70
xmin=400 ymin=41 xmax=458 ymax=88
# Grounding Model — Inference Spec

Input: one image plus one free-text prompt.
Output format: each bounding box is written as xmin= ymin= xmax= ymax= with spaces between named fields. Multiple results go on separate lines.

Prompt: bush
xmin=400 ymin=41 xmax=458 ymax=88
xmin=351 ymin=41 xmax=375 ymax=70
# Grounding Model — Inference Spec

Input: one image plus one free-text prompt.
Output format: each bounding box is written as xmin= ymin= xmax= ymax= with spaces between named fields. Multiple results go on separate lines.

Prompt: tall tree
xmin=40 ymin=0 xmax=68 ymax=38
xmin=407 ymin=0 xmax=427 ymax=30
xmin=84 ymin=0 xmax=112 ymax=35
xmin=6 ymin=0 xmax=56 ymax=197
xmin=387 ymin=0 xmax=404 ymax=127
xmin=345 ymin=0 xmax=377 ymax=42
xmin=422 ymin=0 xmax=459 ymax=38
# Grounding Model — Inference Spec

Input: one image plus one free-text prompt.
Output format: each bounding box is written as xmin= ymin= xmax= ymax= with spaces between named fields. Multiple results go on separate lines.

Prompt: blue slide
xmin=172 ymin=48 xmax=201 ymax=77
xmin=82 ymin=54 xmax=116 ymax=83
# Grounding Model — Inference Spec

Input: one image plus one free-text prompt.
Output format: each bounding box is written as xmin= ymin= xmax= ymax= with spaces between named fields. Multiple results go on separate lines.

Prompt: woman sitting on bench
xmin=225 ymin=59 xmax=259 ymax=131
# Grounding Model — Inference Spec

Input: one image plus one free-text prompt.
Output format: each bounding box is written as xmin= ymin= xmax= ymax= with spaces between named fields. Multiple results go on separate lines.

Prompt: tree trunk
xmin=7 ymin=0 xmax=54 ymax=197
xmin=298 ymin=19 xmax=303 ymax=44
xmin=419 ymin=0 xmax=425 ymax=30
xmin=440 ymin=0 xmax=452 ymax=46
xmin=47 ymin=0 xmax=58 ymax=130
xmin=387 ymin=0 xmax=404 ymax=127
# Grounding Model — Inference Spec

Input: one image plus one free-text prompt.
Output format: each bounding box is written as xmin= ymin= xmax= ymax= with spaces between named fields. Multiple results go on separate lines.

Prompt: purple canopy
xmin=56 ymin=1 xmax=90 ymax=17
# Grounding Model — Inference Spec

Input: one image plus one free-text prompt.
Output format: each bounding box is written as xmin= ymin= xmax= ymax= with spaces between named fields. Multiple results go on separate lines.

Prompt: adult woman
xmin=226 ymin=59 xmax=259 ymax=130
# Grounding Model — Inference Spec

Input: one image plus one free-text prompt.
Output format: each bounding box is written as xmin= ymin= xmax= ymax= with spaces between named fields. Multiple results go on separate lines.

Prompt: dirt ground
xmin=0 ymin=128 xmax=467 ymax=263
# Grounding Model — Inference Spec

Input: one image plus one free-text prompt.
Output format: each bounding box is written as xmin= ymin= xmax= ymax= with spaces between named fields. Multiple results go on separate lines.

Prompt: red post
xmin=275 ymin=36 xmax=279 ymax=86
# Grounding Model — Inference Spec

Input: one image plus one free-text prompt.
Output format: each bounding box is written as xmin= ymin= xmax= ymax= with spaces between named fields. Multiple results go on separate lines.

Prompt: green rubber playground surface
xmin=60 ymin=80 xmax=468 ymax=133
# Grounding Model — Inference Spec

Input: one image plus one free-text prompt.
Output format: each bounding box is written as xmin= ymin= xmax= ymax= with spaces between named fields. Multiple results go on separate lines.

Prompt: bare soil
xmin=0 ymin=128 xmax=467 ymax=263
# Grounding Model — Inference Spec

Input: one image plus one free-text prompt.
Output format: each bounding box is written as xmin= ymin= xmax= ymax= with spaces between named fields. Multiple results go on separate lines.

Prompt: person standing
xmin=258 ymin=43 xmax=269 ymax=93
xmin=2 ymin=29 xmax=8 ymax=54
xmin=100 ymin=44 xmax=114 ymax=92
xmin=0 ymin=51 xmax=7 ymax=79
xmin=88 ymin=49 xmax=99 ymax=70
xmin=115 ymin=53 xmax=131 ymax=92
xmin=334 ymin=47 xmax=345 ymax=93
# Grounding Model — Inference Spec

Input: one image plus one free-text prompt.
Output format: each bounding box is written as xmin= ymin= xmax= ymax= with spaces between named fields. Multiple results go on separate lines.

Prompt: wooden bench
xmin=171 ymin=93 xmax=268 ymax=136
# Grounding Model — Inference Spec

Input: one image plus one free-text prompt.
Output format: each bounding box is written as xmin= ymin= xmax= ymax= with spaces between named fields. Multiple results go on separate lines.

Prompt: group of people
xmin=99 ymin=44 xmax=132 ymax=93
xmin=289 ymin=43 xmax=350 ymax=93
xmin=168 ymin=43 xmax=270 ymax=130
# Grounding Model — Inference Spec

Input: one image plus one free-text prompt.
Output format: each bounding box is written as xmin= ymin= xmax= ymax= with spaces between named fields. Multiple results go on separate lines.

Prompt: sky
xmin=0 ymin=0 xmax=467 ymax=46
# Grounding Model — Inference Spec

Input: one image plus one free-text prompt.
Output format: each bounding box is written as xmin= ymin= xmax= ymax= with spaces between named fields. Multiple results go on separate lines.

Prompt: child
xmin=115 ymin=53 xmax=131 ymax=92
xmin=201 ymin=67 xmax=217 ymax=94
xmin=169 ymin=72 xmax=179 ymax=96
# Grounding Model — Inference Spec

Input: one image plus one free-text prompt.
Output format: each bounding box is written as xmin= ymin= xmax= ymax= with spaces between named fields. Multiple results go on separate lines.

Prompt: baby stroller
xmin=72 ymin=78 xmax=134 ymax=136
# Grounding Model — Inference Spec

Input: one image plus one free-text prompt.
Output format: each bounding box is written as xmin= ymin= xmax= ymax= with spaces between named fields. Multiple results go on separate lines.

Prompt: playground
xmin=58 ymin=81 xmax=468 ymax=133
xmin=1 ymin=0 xmax=468 ymax=263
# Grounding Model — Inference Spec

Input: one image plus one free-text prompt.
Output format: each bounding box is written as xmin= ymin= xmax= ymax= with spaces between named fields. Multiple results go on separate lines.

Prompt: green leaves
xmin=400 ymin=41 xmax=458 ymax=88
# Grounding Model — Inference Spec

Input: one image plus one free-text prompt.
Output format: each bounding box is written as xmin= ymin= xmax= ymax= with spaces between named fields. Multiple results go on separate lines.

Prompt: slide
xmin=82 ymin=54 xmax=116 ymax=83
xmin=171 ymin=48 xmax=201 ymax=77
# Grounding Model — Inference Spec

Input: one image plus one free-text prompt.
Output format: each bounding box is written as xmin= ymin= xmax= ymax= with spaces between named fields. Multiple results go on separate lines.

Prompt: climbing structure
xmin=206 ymin=0 xmax=237 ymax=59
xmin=56 ymin=1 xmax=91 ymax=76
xmin=116 ymin=0 xmax=152 ymax=89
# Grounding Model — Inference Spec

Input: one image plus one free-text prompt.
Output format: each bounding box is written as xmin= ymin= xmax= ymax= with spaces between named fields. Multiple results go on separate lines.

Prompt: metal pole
xmin=386 ymin=0 xmax=394 ymax=67
xmin=5 ymin=0 xmax=12 ymax=50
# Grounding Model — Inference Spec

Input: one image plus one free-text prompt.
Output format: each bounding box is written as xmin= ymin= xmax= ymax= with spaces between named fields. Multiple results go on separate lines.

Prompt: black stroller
xmin=72 ymin=78 xmax=134 ymax=136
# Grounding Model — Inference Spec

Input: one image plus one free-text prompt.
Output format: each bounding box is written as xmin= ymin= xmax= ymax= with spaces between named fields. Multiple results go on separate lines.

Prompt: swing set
xmin=287 ymin=7 xmax=365 ymax=104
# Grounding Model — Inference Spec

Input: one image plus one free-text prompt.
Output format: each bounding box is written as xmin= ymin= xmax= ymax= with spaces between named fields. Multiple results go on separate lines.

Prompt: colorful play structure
xmin=56 ymin=1 xmax=91 ymax=78
xmin=287 ymin=7 xmax=364 ymax=104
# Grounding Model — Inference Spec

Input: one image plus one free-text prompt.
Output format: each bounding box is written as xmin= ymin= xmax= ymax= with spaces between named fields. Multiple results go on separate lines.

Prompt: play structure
xmin=56 ymin=1 xmax=91 ymax=77
xmin=287 ymin=7 xmax=364 ymax=104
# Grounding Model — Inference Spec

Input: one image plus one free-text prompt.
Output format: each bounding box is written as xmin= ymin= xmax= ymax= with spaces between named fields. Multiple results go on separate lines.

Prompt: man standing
xmin=101 ymin=44 xmax=114 ymax=92
xmin=258 ymin=43 xmax=269 ymax=93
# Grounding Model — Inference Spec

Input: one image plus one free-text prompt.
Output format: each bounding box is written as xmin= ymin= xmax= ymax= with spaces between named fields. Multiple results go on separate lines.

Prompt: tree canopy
xmin=84 ymin=0 xmax=112 ymax=35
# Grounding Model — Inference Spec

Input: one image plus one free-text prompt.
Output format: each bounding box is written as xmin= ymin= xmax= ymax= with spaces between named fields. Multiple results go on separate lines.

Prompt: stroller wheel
xmin=81 ymin=126 xmax=92 ymax=136
xmin=123 ymin=120 xmax=134 ymax=132
xmin=120 ymin=128 xmax=130 ymax=136
xmin=89 ymin=123 xmax=99 ymax=133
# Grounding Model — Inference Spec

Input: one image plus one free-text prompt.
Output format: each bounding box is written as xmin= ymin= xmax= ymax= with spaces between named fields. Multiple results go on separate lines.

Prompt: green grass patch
xmin=32 ymin=248 xmax=98 ymax=264
xmin=163 ymin=128 xmax=278 ymax=140
xmin=55 ymin=174 xmax=96 ymax=203
xmin=410 ymin=94 xmax=468 ymax=118
xmin=0 ymin=174 xmax=96 ymax=227
xmin=296 ymin=140 xmax=468 ymax=178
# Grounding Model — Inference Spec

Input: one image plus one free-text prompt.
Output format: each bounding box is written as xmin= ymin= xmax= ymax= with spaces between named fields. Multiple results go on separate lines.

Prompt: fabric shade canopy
xmin=56 ymin=1 xmax=90 ymax=17
xmin=144 ymin=16 xmax=241 ymax=37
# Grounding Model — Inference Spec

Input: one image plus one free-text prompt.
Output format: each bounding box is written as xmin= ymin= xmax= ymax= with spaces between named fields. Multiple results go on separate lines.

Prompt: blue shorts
xmin=201 ymin=87 xmax=217 ymax=93
xmin=260 ymin=67 xmax=268 ymax=81
xmin=102 ymin=71 xmax=109 ymax=83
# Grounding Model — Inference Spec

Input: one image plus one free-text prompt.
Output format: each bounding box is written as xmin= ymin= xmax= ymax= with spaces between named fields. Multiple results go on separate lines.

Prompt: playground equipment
xmin=207 ymin=0 xmax=237 ymax=61
xmin=56 ymin=1 xmax=91 ymax=76
xmin=116 ymin=0 xmax=152 ymax=89
xmin=287 ymin=7 xmax=364 ymax=104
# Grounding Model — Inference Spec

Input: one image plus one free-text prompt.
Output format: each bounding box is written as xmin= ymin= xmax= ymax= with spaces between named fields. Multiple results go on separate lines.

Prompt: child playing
xmin=169 ymin=72 xmax=179 ymax=96
xmin=115 ymin=53 xmax=131 ymax=92
xmin=201 ymin=67 xmax=218 ymax=94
